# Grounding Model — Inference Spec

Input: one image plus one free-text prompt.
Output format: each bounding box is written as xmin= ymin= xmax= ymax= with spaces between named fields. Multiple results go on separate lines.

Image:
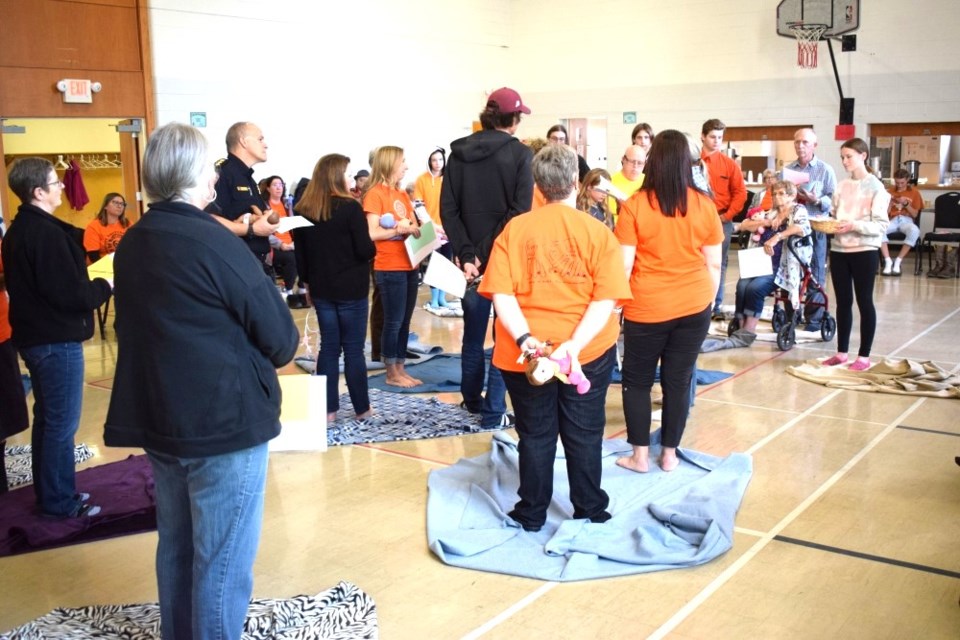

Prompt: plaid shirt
xmin=785 ymin=155 xmax=837 ymax=217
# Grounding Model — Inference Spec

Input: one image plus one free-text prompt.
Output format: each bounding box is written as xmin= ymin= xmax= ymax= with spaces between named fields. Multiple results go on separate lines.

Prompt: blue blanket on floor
xmin=368 ymin=353 xmax=733 ymax=394
xmin=427 ymin=432 xmax=752 ymax=581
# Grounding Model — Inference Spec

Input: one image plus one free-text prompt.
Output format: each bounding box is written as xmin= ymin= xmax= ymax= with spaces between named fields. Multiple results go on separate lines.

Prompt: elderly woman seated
xmin=733 ymin=180 xmax=812 ymax=332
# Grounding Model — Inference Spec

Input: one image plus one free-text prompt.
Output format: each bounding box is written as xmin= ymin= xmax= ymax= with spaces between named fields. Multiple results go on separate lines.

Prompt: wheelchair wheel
xmin=771 ymin=307 xmax=787 ymax=332
xmin=727 ymin=317 xmax=740 ymax=336
xmin=821 ymin=315 xmax=837 ymax=342
xmin=777 ymin=324 xmax=796 ymax=351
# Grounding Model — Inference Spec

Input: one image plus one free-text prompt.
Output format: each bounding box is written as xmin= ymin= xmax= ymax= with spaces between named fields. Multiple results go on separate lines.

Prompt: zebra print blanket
xmin=1 ymin=581 xmax=378 ymax=639
xmin=3 ymin=444 xmax=94 ymax=489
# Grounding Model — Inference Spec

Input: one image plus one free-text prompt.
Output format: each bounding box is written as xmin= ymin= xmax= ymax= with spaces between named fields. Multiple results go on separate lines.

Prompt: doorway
xmin=562 ymin=117 xmax=608 ymax=172
xmin=1 ymin=117 xmax=143 ymax=228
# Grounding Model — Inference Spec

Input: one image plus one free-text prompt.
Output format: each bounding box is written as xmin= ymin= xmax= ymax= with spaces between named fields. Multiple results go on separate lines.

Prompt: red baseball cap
xmin=488 ymin=87 xmax=531 ymax=115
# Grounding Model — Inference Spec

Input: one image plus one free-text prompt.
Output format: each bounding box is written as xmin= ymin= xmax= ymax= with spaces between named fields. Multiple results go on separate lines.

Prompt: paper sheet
xmin=423 ymin=250 xmax=467 ymax=298
xmin=271 ymin=374 xmax=327 ymax=452
xmin=276 ymin=215 xmax=313 ymax=234
xmin=404 ymin=220 xmax=442 ymax=267
xmin=87 ymin=253 xmax=114 ymax=280
xmin=737 ymin=247 xmax=773 ymax=279
xmin=782 ymin=167 xmax=810 ymax=186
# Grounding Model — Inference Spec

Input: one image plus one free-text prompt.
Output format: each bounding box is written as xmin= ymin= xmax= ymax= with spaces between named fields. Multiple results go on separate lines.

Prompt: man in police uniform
xmin=214 ymin=122 xmax=276 ymax=270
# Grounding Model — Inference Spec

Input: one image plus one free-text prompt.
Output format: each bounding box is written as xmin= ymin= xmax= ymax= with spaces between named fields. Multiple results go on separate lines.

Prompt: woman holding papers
xmin=733 ymin=181 xmax=811 ymax=332
xmin=363 ymin=146 xmax=424 ymax=388
xmin=83 ymin=192 xmax=130 ymax=263
xmin=614 ymin=130 xmax=723 ymax=473
xmin=821 ymin=138 xmax=890 ymax=371
xmin=293 ymin=154 xmax=377 ymax=422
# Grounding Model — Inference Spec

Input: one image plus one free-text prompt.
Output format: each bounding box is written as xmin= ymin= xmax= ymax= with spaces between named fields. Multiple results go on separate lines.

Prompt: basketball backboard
xmin=776 ymin=0 xmax=860 ymax=39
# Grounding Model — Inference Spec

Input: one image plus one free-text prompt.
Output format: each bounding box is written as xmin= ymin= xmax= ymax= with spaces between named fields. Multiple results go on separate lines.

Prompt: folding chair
xmin=922 ymin=192 xmax=960 ymax=278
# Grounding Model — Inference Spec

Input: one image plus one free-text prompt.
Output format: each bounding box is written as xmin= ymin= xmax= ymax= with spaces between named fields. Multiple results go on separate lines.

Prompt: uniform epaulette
xmin=214 ymin=158 xmax=227 ymax=168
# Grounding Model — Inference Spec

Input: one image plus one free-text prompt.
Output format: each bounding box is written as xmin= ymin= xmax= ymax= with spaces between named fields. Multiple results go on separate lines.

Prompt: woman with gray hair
xmin=104 ymin=122 xmax=299 ymax=639
xmin=477 ymin=144 xmax=631 ymax=533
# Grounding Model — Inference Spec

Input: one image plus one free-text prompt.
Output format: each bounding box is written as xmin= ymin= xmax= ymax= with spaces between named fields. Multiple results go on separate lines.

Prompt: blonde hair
xmin=366 ymin=146 xmax=404 ymax=193
xmin=576 ymin=168 xmax=612 ymax=226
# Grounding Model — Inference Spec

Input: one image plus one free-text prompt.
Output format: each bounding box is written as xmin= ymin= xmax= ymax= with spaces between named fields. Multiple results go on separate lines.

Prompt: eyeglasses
xmin=47 ymin=180 xmax=64 ymax=187
xmin=548 ymin=135 xmax=567 ymax=143
xmin=622 ymin=158 xmax=644 ymax=166
xmin=110 ymin=200 xmax=126 ymax=207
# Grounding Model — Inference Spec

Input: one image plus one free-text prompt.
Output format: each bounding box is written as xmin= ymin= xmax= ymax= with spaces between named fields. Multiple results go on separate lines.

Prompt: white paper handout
xmin=782 ymin=167 xmax=811 ymax=186
xmin=423 ymin=250 xmax=467 ymax=298
xmin=275 ymin=215 xmax=313 ymax=234
xmin=737 ymin=247 xmax=774 ymax=279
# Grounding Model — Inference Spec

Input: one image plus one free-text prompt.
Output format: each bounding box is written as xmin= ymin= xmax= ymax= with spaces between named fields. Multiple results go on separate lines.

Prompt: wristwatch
xmin=246 ymin=221 xmax=254 ymax=239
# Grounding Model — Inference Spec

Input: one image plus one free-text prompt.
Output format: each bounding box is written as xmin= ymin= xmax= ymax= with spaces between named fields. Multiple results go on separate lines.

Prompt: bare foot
xmin=616 ymin=456 xmax=650 ymax=473
xmin=659 ymin=449 xmax=680 ymax=472
xmin=355 ymin=409 xmax=374 ymax=420
xmin=326 ymin=412 xmax=337 ymax=423
xmin=385 ymin=375 xmax=418 ymax=388
xmin=402 ymin=373 xmax=423 ymax=386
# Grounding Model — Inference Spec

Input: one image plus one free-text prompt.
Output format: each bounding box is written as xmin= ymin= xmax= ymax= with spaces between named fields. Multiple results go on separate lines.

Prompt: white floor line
xmin=733 ymin=526 xmax=768 ymax=538
xmin=461 ymin=581 xmax=558 ymax=639
xmin=646 ymin=397 xmax=926 ymax=640
xmin=744 ymin=388 xmax=843 ymax=455
xmin=887 ymin=306 xmax=960 ymax=358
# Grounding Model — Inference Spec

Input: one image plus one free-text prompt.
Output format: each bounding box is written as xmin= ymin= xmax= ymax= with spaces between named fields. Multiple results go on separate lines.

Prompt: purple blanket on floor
xmin=0 ymin=454 xmax=156 ymax=557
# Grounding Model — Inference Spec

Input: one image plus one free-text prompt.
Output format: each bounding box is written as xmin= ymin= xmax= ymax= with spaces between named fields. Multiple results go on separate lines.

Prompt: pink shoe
xmin=822 ymin=355 xmax=848 ymax=366
xmin=849 ymin=359 xmax=871 ymax=371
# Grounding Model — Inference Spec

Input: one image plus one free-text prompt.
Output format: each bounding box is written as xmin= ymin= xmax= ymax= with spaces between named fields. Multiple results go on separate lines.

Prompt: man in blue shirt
xmin=785 ymin=128 xmax=836 ymax=331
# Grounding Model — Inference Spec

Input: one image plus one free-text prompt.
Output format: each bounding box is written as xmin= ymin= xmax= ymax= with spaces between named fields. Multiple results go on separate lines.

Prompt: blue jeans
xmin=374 ymin=269 xmax=419 ymax=364
xmin=714 ymin=219 xmax=734 ymax=310
xmin=502 ymin=346 xmax=616 ymax=530
xmin=735 ymin=274 xmax=776 ymax=318
xmin=19 ymin=342 xmax=84 ymax=517
xmin=460 ymin=287 xmax=506 ymax=427
xmin=314 ymin=297 xmax=370 ymax=415
xmin=148 ymin=443 xmax=269 ymax=640
xmin=806 ymin=230 xmax=828 ymax=328
xmin=622 ymin=305 xmax=712 ymax=449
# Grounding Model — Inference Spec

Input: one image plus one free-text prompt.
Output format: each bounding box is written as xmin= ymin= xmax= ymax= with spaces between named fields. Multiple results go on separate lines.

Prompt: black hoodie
xmin=440 ymin=129 xmax=533 ymax=269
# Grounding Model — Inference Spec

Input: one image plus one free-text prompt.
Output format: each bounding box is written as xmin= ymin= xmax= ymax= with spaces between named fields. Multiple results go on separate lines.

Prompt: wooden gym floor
xmin=2 ymin=258 xmax=959 ymax=639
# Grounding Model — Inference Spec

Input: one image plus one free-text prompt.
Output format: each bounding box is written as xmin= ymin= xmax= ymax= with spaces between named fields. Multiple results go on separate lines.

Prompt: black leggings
xmin=621 ymin=304 xmax=712 ymax=449
xmin=829 ymin=250 xmax=879 ymax=357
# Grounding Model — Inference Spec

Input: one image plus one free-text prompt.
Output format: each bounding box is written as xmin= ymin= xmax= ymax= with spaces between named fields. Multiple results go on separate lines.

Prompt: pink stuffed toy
xmin=522 ymin=343 xmax=591 ymax=394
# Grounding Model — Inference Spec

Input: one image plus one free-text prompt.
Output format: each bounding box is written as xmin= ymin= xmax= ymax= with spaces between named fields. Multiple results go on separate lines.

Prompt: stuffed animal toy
xmin=521 ymin=342 xmax=591 ymax=394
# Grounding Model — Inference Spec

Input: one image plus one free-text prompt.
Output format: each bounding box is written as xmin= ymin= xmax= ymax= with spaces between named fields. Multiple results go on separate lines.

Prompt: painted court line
xmin=887 ymin=307 xmax=960 ymax=358
xmin=896 ymin=425 xmax=960 ymax=438
xmin=646 ymin=397 xmax=926 ymax=640
xmin=773 ymin=536 xmax=960 ymax=579
xmin=461 ymin=582 xmax=558 ymax=640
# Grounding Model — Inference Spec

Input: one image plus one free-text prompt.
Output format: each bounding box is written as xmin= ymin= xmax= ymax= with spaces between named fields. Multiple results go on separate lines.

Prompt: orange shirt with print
xmin=478 ymin=203 xmax=632 ymax=373
xmin=268 ymin=201 xmax=293 ymax=244
xmin=363 ymin=183 xmax=416 ymax=271
xmin=413 ymin=172 xmax=443 ymax=224
xmin=614 ymin=188 xmax=724 ymax=324
xmin=83 ymin=219 xmax=129 ymax=259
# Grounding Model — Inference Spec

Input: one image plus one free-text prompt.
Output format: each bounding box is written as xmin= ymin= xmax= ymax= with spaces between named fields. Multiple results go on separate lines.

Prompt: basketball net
xmin=789 ymin=23 xmax=828 ymax=69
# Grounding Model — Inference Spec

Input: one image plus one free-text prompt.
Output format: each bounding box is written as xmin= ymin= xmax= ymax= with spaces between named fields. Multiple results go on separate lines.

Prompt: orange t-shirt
xmin=413 ymin=172 xmax=443 ymax=225
xmin=83 ymin=219 xmax=128 ymax=258
xmin=268 ymin=200 xmax=293 ymax=244
xmin=363 ymin=183 xmax=415 ymax=271
xmin=614 ymin=188 xmax=724 ymax=324
xmin=478 ymin=203 xmax=632 ymax=372
xmin=0 ymin=247 xmax=10 ymax=343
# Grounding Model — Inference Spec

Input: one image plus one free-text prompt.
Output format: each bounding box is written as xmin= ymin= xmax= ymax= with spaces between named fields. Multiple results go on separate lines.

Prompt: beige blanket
xmin=786 ymin=358 xmax=960 ymax=399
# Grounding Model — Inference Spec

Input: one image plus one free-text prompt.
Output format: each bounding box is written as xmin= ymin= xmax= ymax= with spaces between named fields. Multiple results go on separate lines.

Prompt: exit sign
xmin=62 ymin=79 xmax=92 ymax=104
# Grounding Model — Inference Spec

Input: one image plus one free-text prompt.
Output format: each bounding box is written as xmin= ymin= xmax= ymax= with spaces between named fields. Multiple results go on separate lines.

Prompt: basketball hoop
xmin=789 ymin=22 xmax=828 ymax=69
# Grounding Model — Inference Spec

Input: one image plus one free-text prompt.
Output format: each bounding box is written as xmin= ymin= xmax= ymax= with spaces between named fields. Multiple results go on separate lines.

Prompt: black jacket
xmin=215 ymin=152 xmax=270 ymax=256
xmin=440 ymin=129 xmax=533 ymax=269
xmin=292 ymin=196 xmax=375 ymax=301
xmin=104 ymin=200 xmax=299 ymax=458
xmin=1 ymin=203 xmax=111 ymax=348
